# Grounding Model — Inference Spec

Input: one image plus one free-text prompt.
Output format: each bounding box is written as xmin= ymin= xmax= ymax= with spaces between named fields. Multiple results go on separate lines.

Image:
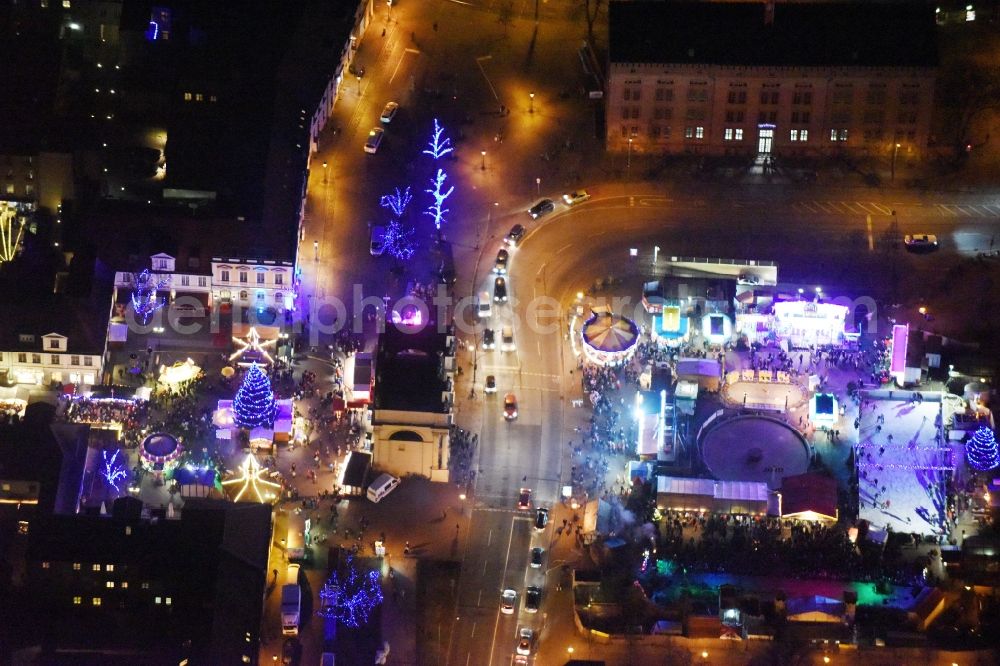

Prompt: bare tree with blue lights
xmin=422 ymin=118 xmax=453 ymax=160
xmin=380 ymin=186 xmax=413 ymax=218
xmin=316 ymin=553 xmax=383 ymax=628
xmin=424 ymin=168 xmax=454 ymax=231
xmin=383 ymin=219 xmax=416 ymax=260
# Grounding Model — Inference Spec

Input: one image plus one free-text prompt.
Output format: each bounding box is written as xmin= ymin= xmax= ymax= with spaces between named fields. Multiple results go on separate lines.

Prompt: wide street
xmin=292 ymin=1 xmax=1000 ymax=663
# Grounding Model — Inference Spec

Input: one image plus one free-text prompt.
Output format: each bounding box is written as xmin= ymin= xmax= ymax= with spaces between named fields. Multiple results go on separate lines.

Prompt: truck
xmin=280 ymin=583 xmax=301 ymax=636
xmin=286 ymin=511 xmax=307 ymax=561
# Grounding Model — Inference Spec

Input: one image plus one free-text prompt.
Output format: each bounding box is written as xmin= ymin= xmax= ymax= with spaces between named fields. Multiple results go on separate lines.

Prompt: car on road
xmin=516 ymin=627 xmax=534 ymax=655
xmin=501 ymin=326 xmax=515 ymax=352
xmin=485 ymin=375 xmax=497 ymax=394
xmin=524 ymin=586 xmax=541 ymax=613
xmin=518 ymin=488 xmax=532 ymax=510
xmin=380 ymin=101 xmax=399 ymax=123
xmin=504 ymin=224 xmax=526 ymax=247
xmin=364 ymin=127 xmax=384 ymax=154
xmin=528 ymin=198 xmax=555 ymax=219
xmin=513 ymin=657 xmax=528 ymax=666
xmin=493 ymin=248 xmax=509 ymax=274
xmin=503 ymin=393 xmax=518 ymax=420
xmin=530 ymin=547 xmax=544 ymax=568
xmin=494 ymin=277 xmax=508 ymax=302
xmin=482 ymin=328 xmax=495 ymax=350
xmin=501 ymin=588 xmax=517 ymax=614
xmin=562 ymin=190 xmax=591 ymax=206
xmin=534 ymin=507 xmax=548 ymax=531
xmin=904 ymin=233 xmax=939 ymax=251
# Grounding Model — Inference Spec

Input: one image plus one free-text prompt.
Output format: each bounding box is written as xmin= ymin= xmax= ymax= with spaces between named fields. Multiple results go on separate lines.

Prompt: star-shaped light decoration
xmin=221 ymin=454 xmax=281 ymax=503
xmin=230 ymin=326 xmax=277 ymax=366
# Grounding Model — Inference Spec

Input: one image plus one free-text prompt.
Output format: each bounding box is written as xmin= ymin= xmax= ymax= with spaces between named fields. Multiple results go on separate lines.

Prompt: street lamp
xmin=357 ymin=75 xmax=362 ymax=95
xmin=322 ymin=161 xmax=328 ymax=184
xmin=481 ymin=150 xmax=486 ymax=171
xmin=627 ymin=137 xmax=634 ymax=173
xmin=653 ymin=245 xmax=660 ymax=264
xmin=313 ymin=240 xmax=319 ymax=261
xmin=891 ymin=142 xmax=901 ymax=182
xmin=529 ymin=91 xmax=535 ymax=113
xmin=536 ymin=177 xmax=541 ymax=196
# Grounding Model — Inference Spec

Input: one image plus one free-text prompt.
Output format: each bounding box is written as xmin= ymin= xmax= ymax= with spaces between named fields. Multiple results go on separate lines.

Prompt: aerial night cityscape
xmin=1 ymin=1 xmax=1000 ymax=665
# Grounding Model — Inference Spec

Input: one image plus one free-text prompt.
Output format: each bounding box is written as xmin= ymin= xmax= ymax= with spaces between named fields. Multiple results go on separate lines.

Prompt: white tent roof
xmin=657 ymin=476 xmax=769 ymax=502
xmin=676 ymin=358 xmax=720 ymax=377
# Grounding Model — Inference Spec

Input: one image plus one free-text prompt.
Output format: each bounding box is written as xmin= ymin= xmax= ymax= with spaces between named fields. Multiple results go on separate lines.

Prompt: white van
xmin=286 ymin=563 xmax=300 ymax=586
xmin=477 ymin=291 xmax=492 ymax=319
xmin=367 ymin=473 xmax=400 ymax=503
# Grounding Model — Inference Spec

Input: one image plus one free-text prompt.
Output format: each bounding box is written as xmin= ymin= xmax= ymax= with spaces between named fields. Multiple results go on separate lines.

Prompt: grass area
xmin=415 ymin=559 xmax=461 ymax=663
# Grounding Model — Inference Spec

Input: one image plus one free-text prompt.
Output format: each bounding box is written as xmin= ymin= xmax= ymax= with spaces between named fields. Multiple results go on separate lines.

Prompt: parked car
xmin=380 ymin=101 xmax=399 ymax=123
xmin=562 ymin=190 xmax=590 ymax=206
xmin=504 ymin=224 xmax=526 ymax=247
xmin=528 ymin=198 xmax=555 ymax=219
xmin=517 ymin=488 xmax=532 ymax=510
xmin=482 ymin=328 xmax=496 ymax=350
xmin=501 ymin=589 xmax=517 ymax=614
xmin=524 ymin=586 xmax=541 ymax=613
xmin=484 ymin=375 xmax=497 ymax=394
xmin=534 ymin=507 xmax=548 ymax=531
xmin=364 ymin=127 xmax=384 ymax=154
xmin=530 ymin=547 xmax=543 ymax=568
xmin=494 ymin=277 xmax=508 ymax=302
xmin=904 ymin=234 xmax=939 ymax=251
xmin=516 ymin=627 xmax=534 ymax=655
xmin=504 ymin=393 xmax=518 ymax=420
xmin=281 ymin=638 xmax=299 ymax=664
xmin=494 ymin=248 xmax=509 ymax=274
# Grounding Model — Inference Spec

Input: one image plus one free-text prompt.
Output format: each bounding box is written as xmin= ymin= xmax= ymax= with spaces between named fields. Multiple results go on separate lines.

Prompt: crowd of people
xmin=63 ymin=396 xmax=149 ymax=446
xmin=449 ymin=427 xmax=478 ymax=489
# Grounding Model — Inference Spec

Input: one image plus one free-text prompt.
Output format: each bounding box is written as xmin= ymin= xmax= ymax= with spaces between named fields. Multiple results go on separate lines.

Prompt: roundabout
xmin=700 ymin=415 xmax=809 ymax=487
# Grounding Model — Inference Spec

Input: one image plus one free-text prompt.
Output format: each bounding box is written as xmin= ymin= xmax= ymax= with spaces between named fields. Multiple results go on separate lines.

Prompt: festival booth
xmin=810 ymin=393 xmax=839 ymax=426
xmin=700 ymin=312 xmax=733 ymax=346
xmin=771 ymin=301 xmax=849 ymax=349
xmin=635 ymin=390 xmax=668 ymax=459
xmin=0 ymin=398 xmax=27 ymax=418
xmin=652 ymin=306 xmax=689 ymax=347
xmin=675 ymin=358 xmax=721 ymax=392
xmin=581 ymin=311 xmax=640 ymax=366
xmin=173 ymin=463 xmax=223 ymax=499
xmin=214 ymin=399 xmax=293 ymax=449
xmin=778 ymin=473 xmax=838 ymax=523
xmin=158 ymin=358 xmax=202 ymax=386
xmin=339 ymin=450 xmax=373 ymax=496
xmin=655 ymin=476 xmax=770 ymax=515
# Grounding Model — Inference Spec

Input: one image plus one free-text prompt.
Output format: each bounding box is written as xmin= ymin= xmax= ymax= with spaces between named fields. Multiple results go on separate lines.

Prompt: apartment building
xmin=607 ymin=2 xmax=938 ymax=158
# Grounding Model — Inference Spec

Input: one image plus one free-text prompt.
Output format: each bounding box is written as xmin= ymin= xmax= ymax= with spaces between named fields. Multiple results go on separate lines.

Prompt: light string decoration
xmin=967 ymin=427 xmax=999 ymax=471
xmin=230 ymin=326 xmax=276 ymax=366
xmin=424 ymin=168 xmax=454 ymax=231
xmin=379 ymin=186 xmax=413 ymax=218
xmin=101 ymin=449 xmax=128 ymax=490
xmin=422 ymin=118 xmax=453 ymax=160
xmin=316 ymin=553 xmax=383 ymax=627
xmin=232 ymin=362 xmax=276 ymax=429
xmin=221 ymin=454 xmax=281 ymax=502
xmin=130 ymin=269 xmax=167 ymax=325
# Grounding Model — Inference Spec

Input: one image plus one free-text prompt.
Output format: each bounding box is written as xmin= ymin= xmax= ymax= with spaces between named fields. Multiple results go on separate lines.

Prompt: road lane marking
xmin=488 ymin=516 xmax=519 ymax=666
xmin=389 ymin=48 xmax=420 ymax=85
xmin=475 ymin=55 xmax=500 ymax=103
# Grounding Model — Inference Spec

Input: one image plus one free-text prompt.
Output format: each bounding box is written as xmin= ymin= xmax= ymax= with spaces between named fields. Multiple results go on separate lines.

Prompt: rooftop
xmin=609 ymin=1 xmax=938 ymax=68
xmin=373 ymin=323 xmax=453 ymax=414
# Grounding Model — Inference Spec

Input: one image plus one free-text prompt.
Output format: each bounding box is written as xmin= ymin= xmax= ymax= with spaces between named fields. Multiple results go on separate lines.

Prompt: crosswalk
xmin=790 ymin=200 xmax=1000 ymax=218
xmin=791 ymin=201 xmax=896 ymax=216
xmin=932 ymin=203 xmax=1000 ymax=218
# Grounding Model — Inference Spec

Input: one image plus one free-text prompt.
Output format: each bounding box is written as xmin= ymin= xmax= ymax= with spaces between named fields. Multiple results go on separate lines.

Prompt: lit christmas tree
xmin=967 ymin=427 xmax=999 ymax=471
xmin=316 ymin=554 xmax=383 ymax=627
xmin=233 ymin=363 xmax=276 ymax=429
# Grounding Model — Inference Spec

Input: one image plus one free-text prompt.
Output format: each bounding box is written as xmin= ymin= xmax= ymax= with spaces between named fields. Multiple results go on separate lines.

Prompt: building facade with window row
xmin=607 ymin=2 xmax=938 ymax=159
xmin=210 ymin=257 xmax=295 ymax=313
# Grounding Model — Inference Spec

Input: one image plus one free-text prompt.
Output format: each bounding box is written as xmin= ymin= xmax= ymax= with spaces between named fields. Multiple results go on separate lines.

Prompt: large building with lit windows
xmin=606 ymin=1 xmax=938 ymax=159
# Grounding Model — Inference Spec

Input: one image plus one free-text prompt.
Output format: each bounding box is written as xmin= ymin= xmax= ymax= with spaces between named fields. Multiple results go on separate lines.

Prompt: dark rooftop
xmin=609 ymin=1 xmax=938 ymax=68
xmin=373 ymin=323 xmax=452 ymax=413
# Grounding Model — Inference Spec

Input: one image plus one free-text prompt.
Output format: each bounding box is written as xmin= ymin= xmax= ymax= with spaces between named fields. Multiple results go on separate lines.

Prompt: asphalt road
xmin=291 ymin=1 xmax=1000 ymax=663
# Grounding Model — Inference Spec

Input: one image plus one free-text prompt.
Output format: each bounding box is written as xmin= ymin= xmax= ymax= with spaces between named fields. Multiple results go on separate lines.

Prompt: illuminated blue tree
xmin=233 ymin=363 xmax=276 ymax=429
xmin=101 ymin=449 xmax=128 ymax=491
xmin=967 ymin=427 xmax=999 ymax=471
xmin=383 ymin=219 xmax=416 ymax=260
xmin=380 ymin=187 xmax=413 ymax=218
xmin=422 ymin=118 xmax=453 ymax=160
xmin=130 ymin=269 xmax=166 ymax=325
xmin=316 ymin=554 xmax=383 ymax=627
xmin=424 ymin=169 xmax=454 ymax=231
